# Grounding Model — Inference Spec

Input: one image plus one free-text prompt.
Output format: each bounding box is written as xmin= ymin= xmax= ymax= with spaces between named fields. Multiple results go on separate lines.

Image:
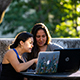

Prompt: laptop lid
xmin=36 ymin=51 xmax=60 ymax=74
xmin=54 ymin=48 xmax=80 ymax=73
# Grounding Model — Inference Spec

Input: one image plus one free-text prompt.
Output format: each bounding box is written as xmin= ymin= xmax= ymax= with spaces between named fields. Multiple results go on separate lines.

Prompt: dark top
xmin=1 ymin=48 xmax=26 ymax=80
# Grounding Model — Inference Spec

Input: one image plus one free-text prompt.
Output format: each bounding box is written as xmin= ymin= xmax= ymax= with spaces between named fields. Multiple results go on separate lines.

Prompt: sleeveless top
xmin=1 ymin=48 xmax=26 ymax=80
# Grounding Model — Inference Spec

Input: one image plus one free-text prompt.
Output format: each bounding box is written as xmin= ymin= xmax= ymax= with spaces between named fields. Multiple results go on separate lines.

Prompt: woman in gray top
xmin=23 ymin=23 xmax=63 ymax=70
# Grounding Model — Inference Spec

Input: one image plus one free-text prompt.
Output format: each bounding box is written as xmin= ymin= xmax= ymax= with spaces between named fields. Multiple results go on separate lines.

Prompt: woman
xmin=1 ymin=31 xmax=38 ymax=80
xmin=23 ymin=23 xmax=63 ymax=70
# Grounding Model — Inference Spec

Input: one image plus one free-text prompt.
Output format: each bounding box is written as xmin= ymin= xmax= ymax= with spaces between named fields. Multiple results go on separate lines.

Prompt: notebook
xmin=54 ymin=48 xmax=80 ymax=73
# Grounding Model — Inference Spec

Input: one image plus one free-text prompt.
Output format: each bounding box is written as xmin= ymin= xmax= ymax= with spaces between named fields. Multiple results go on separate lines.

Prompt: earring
xmin=21 ymin=47 xmax=23 ymax=49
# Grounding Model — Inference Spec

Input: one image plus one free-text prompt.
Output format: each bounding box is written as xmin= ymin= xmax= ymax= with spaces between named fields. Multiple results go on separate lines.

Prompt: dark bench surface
xmin=20 ymin=69 xmax=80 ymax=80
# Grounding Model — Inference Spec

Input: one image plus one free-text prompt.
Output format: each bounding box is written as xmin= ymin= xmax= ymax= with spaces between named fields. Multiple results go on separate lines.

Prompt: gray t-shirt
xmin=46 ymin=42 xmax=63 ymax=51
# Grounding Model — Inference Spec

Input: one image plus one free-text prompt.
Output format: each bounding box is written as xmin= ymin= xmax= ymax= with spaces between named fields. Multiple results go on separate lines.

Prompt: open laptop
xmin=54 ymin=48 xmax=80 ymax=73
xmin=36 ymin=51 xmax=60 ymax=74
xmin=24 ymin=51 xmax=60 ymax=74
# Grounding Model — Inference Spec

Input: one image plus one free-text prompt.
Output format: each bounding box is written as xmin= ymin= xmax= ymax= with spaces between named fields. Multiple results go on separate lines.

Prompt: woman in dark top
xmin=1 ymin=31 xmax=38 ymax=80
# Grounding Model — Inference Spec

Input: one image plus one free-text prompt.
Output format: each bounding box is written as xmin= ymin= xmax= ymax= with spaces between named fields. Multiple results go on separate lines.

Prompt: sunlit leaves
xmin=0 ymin=0 xmax=80 ymax=38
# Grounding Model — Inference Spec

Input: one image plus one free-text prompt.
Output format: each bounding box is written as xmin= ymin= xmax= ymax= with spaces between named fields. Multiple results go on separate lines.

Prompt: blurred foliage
xmin=0 ymin=0 xmax=80 ymax=38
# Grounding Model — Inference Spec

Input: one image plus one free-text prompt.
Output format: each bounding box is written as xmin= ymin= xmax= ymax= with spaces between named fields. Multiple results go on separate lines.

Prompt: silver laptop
xmin=36 ymin=51 xmax=60 ymax=74
xmin=23 ymin=51 xmax=60 ymax=74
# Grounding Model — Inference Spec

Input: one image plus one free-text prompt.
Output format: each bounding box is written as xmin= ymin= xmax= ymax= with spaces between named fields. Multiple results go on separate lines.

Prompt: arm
xmin=2 ymin=49 xmax=38 ymax=72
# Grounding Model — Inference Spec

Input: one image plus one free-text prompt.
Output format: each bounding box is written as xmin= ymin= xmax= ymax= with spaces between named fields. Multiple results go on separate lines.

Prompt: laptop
xmin=36 ymin=51 xmax=60 ymax=74
xmin=54 ymin=48 xmax=80 ymax=73
xmin=24 ymin=51 xmax=60 ymax=74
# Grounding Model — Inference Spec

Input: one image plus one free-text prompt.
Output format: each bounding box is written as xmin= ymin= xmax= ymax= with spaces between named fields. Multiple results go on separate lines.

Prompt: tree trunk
xmin=0 ymin=0 xmax=12 ymax=23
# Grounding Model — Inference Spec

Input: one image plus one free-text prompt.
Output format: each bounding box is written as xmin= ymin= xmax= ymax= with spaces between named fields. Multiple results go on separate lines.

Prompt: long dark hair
xmin=10 ymin=31 xmax=33 ymax=49
xmin=27 ymin=23 xmax=51 ymax=69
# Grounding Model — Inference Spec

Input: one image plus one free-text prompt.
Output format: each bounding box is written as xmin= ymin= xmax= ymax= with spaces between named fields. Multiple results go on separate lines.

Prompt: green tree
xmin=0 ymin=0 xmax=80 ymax=38
xmin=55 ymin=0 xmax=80 ymax=38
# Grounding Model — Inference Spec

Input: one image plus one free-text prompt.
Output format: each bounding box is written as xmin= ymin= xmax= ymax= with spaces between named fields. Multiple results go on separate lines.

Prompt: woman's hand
xmin=34 ymin=58 xmax=38 ymax=64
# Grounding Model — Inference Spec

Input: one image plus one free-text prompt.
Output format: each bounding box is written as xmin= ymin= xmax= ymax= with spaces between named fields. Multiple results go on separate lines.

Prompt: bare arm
xmin=2 ymin=49 xmax=38 ymax=72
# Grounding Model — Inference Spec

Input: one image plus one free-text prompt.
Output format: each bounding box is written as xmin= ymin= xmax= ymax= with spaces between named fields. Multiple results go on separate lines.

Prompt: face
xmin=22 ymin=37 xmax=34 ymax=53
xmin=36 ymin=29 xmax=47 ymax=47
